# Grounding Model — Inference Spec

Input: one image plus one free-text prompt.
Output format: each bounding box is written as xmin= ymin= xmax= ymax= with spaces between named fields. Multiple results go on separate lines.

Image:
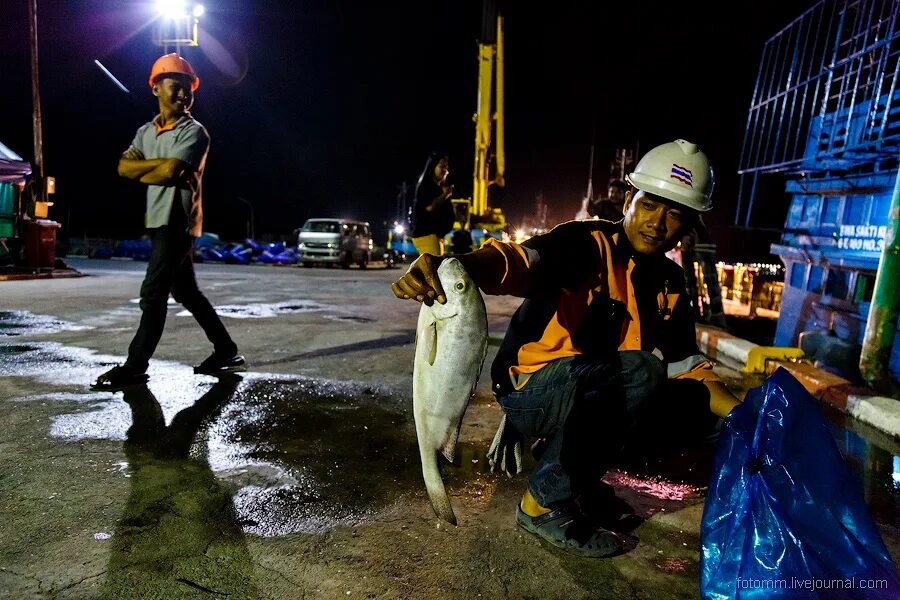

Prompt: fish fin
xmin=440 ymin=415 xmax=463 ymax=463
xmin=422 ymin=320 xmax=438 ymax=366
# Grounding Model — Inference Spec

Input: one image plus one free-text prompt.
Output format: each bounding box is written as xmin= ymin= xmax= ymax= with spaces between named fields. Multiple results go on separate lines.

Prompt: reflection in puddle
xmin=102 ymin=378 xmax=260 ymax=597
xmin=176 ymin=300 xmax=329 ymax=319
xmin=829 ymin=422 xmax=899 ymax=524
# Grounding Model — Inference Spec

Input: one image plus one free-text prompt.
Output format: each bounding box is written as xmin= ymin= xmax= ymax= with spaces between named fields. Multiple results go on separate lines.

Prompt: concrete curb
xmin=695 ymin=326 xmax=752 ymax=369
xmin=847 ymin=395 xmax=900 ymax=437
xmin=764 ymin=359 xmax=900 ymax=440
xmin=695 ymin=325 xmax=804 ymax=373
xmin=695 ymin=324 xmax=900 ymax=440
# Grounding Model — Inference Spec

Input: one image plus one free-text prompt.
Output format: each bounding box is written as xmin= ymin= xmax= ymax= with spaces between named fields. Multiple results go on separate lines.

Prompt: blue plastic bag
xmin=701 ymin=367 xmax=899 ymax=599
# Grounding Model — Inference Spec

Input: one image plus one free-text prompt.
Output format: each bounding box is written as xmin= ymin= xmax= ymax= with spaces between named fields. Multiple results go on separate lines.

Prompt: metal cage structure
xmin=736 ymin=0 xmax=900 ymax=228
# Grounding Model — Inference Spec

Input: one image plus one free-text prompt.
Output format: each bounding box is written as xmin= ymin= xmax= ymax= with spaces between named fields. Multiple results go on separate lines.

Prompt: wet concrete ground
xmin=0 ymin=257 xmax=897 ymax=599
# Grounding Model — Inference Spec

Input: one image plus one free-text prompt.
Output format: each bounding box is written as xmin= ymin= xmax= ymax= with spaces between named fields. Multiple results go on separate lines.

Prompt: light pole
xmin=27 ymin=0 xmax=44 ymax=205
xmin=235 ymin=196 xmax=254 ymax=240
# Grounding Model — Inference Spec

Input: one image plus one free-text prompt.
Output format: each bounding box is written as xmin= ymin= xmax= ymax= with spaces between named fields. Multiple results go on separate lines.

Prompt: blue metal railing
xmin=736 ymin=0 xmax=900 ymax=227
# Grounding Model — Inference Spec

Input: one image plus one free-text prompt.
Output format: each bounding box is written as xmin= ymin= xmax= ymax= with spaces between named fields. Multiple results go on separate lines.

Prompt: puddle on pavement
xmin=0 ymin=328 xmax=896 ymax=538
xmin=825 ymin=407 xmax=899 ymax=524
xmin=176 ymin=300 xmax=329 ymax=319
xmin=0 ymin=340 xmax=465 ymax=537
xmin=218 ymin=378 xmax=423 ymax=536
xmin=0 ymin=310 xmax=90 ymax=337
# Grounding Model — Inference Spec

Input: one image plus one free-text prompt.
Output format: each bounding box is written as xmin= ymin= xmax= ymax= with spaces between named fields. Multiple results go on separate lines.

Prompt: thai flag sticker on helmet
xmin=670 ymin=163 xmax=693 ymax=187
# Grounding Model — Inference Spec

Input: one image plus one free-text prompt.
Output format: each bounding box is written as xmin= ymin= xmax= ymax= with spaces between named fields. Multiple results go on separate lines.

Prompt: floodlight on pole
xmin=153 ymin=1 xmax=203 ymax=50
xmin=156 ymin=0 xmax=187 ymax=19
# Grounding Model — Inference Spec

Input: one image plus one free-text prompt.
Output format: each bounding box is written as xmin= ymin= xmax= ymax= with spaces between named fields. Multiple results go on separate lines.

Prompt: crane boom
xmin=471 ymin=1 xmax=505 ymax=228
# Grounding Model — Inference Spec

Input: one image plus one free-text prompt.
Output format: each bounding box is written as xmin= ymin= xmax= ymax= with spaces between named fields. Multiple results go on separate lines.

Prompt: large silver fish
xmin=413 ymin=258 xmax=488 ymax=525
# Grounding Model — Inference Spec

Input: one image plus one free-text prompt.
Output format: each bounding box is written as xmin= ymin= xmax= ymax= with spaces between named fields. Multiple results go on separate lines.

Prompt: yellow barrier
xmin=744 ymin=346 xmax=806 ymax=374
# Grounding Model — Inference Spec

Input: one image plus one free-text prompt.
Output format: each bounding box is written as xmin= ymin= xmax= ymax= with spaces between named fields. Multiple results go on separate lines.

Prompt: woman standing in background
xmin=409 ymin=152 xmax=455 ymax=256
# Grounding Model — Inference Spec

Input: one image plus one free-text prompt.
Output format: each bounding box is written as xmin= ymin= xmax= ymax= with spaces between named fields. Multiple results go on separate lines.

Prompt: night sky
xmin=1 ymin=1 xmax=807 ymax=260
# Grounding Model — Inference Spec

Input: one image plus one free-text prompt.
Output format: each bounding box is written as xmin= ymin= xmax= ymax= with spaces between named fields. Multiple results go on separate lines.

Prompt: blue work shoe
xmin=193 ymin=352 xmax=245 ymax=375
xmin=516 ymin=502 xmax=624 ymax=558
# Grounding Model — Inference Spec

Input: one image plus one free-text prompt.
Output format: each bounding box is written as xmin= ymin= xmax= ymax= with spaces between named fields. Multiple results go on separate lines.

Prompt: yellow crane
xmin=467 ymin=0 xmax=506 ymax=234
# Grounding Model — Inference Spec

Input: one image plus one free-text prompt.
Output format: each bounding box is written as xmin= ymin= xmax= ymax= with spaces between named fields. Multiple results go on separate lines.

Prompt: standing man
xmin=392 ymin=140 xmax=740 ymax=557
xmin=92 ymin=54 xmax=243 ymax=390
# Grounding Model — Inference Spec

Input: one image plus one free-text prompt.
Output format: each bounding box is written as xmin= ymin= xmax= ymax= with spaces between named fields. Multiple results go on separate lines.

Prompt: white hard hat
xmin=626 ymin=139 xmax=714 ymax=212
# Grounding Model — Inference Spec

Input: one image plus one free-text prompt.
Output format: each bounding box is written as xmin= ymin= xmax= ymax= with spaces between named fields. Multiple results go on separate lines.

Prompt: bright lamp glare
xmin=393 ymin=224 xmax=405 ymax=235
xmin=156 ymin=0 xmax=186 ymax=18
xmin=193 ymin=4 xmax=205 ymax=17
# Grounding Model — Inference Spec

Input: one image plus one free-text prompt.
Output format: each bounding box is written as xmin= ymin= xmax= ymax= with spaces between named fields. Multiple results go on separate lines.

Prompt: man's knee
xmin=171 ymin=284 xmax=201 ymax=305
xmin=138 ymin=284 xmax=170 ymax=310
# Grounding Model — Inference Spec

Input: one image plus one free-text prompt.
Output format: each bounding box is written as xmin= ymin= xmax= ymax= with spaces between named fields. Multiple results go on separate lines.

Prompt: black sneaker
xmin=193 ymin=353 xmax=245 ymax=374
xmin=90 ymin=365 xmax=150 ymax=391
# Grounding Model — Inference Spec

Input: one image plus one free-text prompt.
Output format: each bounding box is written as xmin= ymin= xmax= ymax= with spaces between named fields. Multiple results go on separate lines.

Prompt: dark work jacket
xmin=485 ymin=220 xmax=705 ymax=395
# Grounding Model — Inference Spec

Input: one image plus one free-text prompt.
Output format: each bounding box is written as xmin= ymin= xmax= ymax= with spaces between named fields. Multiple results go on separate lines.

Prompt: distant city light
xmin=714 ymin=261 xmax=784 ymax=276
xmin=193 ymin=4 xmax=205 ymax=17
xmin=156 ymin=0 xmax=187 ymax=18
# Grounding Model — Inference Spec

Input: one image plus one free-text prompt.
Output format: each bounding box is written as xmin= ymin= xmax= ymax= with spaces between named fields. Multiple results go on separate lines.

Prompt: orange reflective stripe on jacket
xmin=486 ymin=220 xmax=711 ymax=393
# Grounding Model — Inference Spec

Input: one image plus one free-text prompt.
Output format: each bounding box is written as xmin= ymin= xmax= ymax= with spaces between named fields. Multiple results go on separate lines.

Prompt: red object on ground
xmin=23 ymin=220 xmax=60 ymax=268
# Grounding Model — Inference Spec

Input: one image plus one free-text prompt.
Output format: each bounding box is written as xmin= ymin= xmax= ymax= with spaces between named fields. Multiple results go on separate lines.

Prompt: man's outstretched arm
xmin=391 ymin=245 xmax=507 ymax=305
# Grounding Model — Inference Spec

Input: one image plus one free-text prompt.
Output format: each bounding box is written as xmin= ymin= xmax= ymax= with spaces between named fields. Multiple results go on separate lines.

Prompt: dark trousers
xmin=125 ymin=224 xmax=236 ymax=372
xmin=497 ymin=352 xmax=713 ymax=507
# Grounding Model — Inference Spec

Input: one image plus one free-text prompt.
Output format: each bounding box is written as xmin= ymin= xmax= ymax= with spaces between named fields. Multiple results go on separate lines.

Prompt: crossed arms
xmin=117 ymin=147 xmax=194 ymax=187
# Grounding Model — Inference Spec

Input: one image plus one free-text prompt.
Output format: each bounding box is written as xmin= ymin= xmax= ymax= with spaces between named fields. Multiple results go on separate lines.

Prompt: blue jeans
xmin=496 ymin=351 xmax=665 ymax=507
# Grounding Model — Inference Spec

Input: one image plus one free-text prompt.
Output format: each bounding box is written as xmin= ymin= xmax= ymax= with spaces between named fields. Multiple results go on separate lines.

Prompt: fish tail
xmin=419 ymin=443 xmax=457 ymax=525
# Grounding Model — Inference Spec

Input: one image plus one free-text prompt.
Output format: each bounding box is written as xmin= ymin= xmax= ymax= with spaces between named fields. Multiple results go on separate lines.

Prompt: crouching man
xmin=392 ymin=139 xmax=739 ymax=557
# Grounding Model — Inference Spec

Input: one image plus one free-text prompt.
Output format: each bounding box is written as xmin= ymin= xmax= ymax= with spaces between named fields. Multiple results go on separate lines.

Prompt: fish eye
xmin=454 ymin=281 xmax=465 ymax=292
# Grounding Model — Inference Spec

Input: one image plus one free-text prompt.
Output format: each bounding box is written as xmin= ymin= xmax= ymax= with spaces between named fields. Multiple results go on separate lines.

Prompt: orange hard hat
xmin=148 ymin=53 xmax=199 ymax=91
